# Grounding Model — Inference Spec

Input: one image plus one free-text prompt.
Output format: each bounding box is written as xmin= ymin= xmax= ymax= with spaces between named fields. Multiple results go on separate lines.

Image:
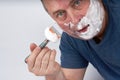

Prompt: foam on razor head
xmin=45 ymin=27 xmax=61 ymax=42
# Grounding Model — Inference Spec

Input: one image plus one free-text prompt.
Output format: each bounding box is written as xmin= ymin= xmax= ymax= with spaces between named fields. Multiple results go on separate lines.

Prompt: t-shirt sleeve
xmin=59 ymin=32 xmax=88 ymax=69
xmin=109 ymin=0 xmax=120 ymax=4
xmin=103 ymin=0 xmax=120 ymax=7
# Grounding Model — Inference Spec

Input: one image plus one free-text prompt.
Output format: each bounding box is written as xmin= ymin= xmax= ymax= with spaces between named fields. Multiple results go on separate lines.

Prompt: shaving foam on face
xmin=45 ymin=27 xmax=59 ymax=42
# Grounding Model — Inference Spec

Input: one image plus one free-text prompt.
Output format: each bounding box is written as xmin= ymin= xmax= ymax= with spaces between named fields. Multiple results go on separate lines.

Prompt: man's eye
xmin=57 ymin=11 xmax=65 ymax=17
xmin=72 ymin=0 xmax=83 ymax=9
xmin=56 ymin=11 xmax=66 ymax=21
xmin=74 ymin=0 xmax=81 ymax=6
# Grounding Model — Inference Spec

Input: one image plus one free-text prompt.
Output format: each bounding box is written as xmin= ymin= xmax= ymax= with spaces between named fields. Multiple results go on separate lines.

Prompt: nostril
xmin=64 ymin=23 xmax=69 ymax=26
xmin=69 ymin=22 xmax=75 ymax=27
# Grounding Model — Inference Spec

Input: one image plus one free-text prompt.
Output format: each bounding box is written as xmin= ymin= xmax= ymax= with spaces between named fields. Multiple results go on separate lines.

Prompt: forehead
xmin=43 ymin=0 xmax=72 ymax=12
xmin=43 ymin=0 xmax=71 ymax=6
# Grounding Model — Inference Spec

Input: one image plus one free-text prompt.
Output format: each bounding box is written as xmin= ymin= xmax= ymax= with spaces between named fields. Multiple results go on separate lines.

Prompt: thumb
xmin=25 ymin=43 xmax=37 ymax=63
xmin=30 ymin=43 xmax=37 ymax=52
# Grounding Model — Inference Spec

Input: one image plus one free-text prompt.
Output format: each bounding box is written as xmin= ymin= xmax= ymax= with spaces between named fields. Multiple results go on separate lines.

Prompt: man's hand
xmin=26 ymin=43 xmax=61 ymax=76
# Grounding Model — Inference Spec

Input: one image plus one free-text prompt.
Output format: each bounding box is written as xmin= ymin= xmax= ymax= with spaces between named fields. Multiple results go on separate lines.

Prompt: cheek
xmin=58 ymin=23 xmax=69 ymax=32
xmin=55 ymin=19 xmax=70 ymax=32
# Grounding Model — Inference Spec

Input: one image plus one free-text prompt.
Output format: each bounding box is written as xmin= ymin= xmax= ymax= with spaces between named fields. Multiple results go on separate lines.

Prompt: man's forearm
xmin=46 ymin=69 xmax=66 ymax=80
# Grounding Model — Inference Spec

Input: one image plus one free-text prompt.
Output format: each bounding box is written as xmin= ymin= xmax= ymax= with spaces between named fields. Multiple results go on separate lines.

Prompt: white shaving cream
xmin=64 ymin=0 xmax=104 ymax=40
xmin=45 ymin=27 xmax=59 ymax=42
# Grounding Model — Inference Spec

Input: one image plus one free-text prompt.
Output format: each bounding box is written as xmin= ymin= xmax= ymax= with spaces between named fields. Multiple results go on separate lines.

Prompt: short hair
xmin=40 ymin=0 xmax=48 ymax=12
xmin=41 ymin=0 xmax=43 ymax=2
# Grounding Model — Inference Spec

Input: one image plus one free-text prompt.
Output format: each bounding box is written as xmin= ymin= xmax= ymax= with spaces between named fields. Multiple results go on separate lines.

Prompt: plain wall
xmin=0 ymin=0 xmax=104 ymax=80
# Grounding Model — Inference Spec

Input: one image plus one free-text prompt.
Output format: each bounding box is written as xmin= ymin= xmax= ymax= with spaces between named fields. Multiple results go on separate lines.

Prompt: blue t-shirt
xmin=59 ymin=0 xmax=120 ymax=80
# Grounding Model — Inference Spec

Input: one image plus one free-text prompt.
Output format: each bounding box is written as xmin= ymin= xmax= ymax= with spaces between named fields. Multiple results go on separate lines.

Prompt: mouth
xmin=77 ymin=24 xmax=89 ymax=33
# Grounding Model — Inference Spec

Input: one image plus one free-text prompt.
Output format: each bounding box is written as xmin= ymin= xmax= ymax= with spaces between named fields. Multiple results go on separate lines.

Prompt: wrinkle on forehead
xmin=43 ymin=0 xmax=72 ymax=13
xmin=56 ymin=0 xmax=71 ymax=7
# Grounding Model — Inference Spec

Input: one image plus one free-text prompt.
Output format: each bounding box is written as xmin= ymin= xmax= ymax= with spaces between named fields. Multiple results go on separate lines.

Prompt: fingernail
xmin=24 ymin=55 xmax=30 ymax=63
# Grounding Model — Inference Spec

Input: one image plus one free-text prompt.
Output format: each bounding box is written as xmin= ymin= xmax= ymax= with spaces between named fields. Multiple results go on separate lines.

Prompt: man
xmin=26 ymin=0 xmax=120 ymax=80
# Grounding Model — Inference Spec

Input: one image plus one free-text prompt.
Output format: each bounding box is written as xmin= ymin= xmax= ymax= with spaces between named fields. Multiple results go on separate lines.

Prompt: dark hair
xmin=40 ymin=0 xmax=48 ymax=12
xmin=41 ymin=0 xmax=43 ymax=2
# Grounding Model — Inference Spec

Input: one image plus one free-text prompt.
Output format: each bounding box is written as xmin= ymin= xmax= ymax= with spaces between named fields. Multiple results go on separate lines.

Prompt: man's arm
xmin=26 ymin=43 xmax=86 ymax=80
xmin=45 ymin=68 xmax=66 ymax=80
xmin=46 ymin=68 xmax=86 ymax=80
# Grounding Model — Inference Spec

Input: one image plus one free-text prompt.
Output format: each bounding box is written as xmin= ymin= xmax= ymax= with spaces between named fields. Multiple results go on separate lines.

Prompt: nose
xmin=67 ymin=10 xmax=81 ymax=25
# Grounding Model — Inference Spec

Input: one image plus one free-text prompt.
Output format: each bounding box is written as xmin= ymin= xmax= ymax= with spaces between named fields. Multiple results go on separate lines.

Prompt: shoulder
xmin=60 ymin=32 xmax=88 ymax=53
xmin=103 ymin=0 xmax=120 ymax=27
xmin=60 ymin=32 xmax=84 ymax=47
xmin=103 ymin=0 xmax=120 ymax=7
xmin=60 ymin=32 xmax=76 ymax=44
xmin=60 ymin=32 xmax=77 ymax=49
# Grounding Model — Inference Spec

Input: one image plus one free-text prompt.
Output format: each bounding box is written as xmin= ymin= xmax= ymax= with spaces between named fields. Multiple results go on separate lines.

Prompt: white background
xmin=0 ymin=0 xmax=104 ymax=80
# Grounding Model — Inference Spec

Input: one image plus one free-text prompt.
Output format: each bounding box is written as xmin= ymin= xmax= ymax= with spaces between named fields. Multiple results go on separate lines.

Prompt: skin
xmin=42 ymin=0 xmax=107 ymax=40
xmin=26 ymin=0 xmax=108 ymax=80
xmin=43 ymin=0 xmax=90 ymax=39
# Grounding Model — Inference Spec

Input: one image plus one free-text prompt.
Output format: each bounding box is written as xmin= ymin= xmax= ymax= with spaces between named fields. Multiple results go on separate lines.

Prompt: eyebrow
xmin=52 ymin=0 xmax=74 ymax=16
xmin=70 ymin=0 xmax=75 ymax=5
xmin=53 ymin=10 xmax=64 ymax=16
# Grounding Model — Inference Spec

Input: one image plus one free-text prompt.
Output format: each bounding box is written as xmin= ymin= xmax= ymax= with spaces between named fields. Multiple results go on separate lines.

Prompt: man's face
xmin=42 ymin=0 xmax=104 ymax=40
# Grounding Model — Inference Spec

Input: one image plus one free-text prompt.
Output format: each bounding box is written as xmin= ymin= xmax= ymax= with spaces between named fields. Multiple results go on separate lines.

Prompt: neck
xmin=94 ymin=8 xmax=108 ymax=43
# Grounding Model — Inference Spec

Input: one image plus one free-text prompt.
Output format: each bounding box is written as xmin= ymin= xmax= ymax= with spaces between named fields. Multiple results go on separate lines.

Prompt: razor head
xmin=50 ymin=26 xmax=61 ymax=38
xmin=39 ymin=26 xmax=61 ymax=48
xmin=44 ymin=26 xmax=61 ymax=42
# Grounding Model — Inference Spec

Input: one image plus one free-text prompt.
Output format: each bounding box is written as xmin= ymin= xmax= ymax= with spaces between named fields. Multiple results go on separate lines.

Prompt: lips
xmin=77 ymin=24 xmax=89 ymax=33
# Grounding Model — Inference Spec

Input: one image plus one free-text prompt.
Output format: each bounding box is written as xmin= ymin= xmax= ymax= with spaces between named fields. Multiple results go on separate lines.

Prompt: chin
xmin=78 ymin=37 xmax=93 ymax=40
xmin=66 ymin=32 xmax=95 ymax=40
xmin=69 ymin=34 xmax=92 ymax=40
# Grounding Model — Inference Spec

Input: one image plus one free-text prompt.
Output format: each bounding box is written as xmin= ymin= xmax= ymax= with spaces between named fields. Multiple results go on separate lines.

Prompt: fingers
xmin=49 ymin=49 xmax=56 ymax=66
xmin=31 ymin=47 xmax=50 ymax=75
xmin=25 ymin=43 xmax=37 ymax=63
xmin=38 ymin=50 xmax=52 ymax=75
xmin=46 ymin=49 xmax=57 ymax=74
xmin=26 ymin=46 xmax=59 ymax=76
xmin=30 ymin=43 xmax=37 ymax=52
xmin=27 ymin=46 xmax=41 ymax=71
xmin=37 ymin=49 xmax=57 ymax=76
